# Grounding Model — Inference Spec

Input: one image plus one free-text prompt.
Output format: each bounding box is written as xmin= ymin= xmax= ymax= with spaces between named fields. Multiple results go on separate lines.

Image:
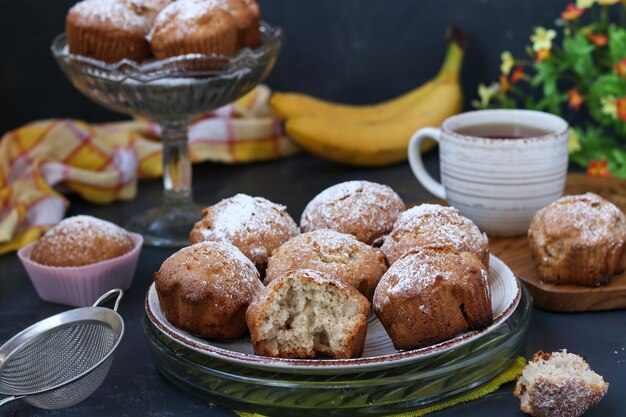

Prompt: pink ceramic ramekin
xmin=17 ymin=232 xmax=143 ymax=307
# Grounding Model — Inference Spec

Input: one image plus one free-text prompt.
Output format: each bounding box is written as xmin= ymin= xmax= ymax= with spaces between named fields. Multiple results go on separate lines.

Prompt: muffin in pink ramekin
xmin=17 ymin=216 xmax=143 ymax=307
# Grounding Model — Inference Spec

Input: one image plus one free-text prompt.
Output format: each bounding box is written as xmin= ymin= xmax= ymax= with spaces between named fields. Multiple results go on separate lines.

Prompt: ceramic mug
xmin=408 ymin=109 xmax=569 ymax=236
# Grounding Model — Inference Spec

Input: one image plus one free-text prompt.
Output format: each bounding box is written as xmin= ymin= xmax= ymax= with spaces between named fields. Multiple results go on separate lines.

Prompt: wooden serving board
xmin=424 ymin=174 xmax=626 ymax=312
xmin=489 ymin=174 xmax=626 ymax=312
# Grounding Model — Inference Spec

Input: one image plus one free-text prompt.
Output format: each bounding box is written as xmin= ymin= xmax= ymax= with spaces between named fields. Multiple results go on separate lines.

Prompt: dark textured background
xmin=0 ymin=0 xmax=566 ymax=134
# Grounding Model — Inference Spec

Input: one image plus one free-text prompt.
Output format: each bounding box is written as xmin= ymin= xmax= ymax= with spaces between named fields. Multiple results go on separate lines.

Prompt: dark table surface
xmin=0 ymin=152 xmax=624 ymax=417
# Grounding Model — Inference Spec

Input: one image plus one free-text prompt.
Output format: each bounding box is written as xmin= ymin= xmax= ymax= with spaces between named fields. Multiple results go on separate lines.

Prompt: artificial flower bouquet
xmin=474 ymin=0 xmax=626 ymax=178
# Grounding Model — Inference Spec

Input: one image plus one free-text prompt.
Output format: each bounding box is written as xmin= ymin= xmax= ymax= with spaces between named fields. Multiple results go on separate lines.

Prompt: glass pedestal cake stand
xmin=143 ymin=285 xmax=532 ymax=417
xmin=51 ymin=23 xmax=284 ymax=247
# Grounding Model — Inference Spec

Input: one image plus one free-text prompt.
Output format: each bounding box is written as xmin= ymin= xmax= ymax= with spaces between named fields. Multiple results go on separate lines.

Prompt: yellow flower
xmin=576 ymin=0 xmax=595 ymax=7
xmin=568 ymin=130 xmax=581 ymax=154
xmin=531 ymin=27 xmax=557 ymax=51
xmin=500 ymin=51 xmax=514 ymax=75
xmin=597 ymin=0 xmax=618 ymax=4
xmin=601 ymin=95 xmax=618 ymax=118
xmin=478 ymin=83 xmax=499 ymax=107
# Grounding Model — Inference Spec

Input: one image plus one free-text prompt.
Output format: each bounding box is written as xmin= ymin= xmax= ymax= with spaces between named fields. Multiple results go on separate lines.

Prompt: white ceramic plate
xmin=145 ymin=255 xmax=521 ymax=373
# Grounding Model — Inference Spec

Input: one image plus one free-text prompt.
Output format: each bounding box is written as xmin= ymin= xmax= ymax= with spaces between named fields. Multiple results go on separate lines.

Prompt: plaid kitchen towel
xmin=0 ymin=85 xmax=298 ymax=254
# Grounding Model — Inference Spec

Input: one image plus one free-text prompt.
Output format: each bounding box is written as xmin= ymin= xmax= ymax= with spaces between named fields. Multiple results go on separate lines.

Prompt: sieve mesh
xmin=0 ymin=321 xmax=115 ymax=395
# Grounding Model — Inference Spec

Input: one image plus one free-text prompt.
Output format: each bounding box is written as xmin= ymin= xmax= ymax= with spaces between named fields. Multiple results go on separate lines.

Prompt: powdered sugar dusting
xmin=202 ymin=194 xmax=292 ymax=239
xmin=190 ymin=193 xmax=298 ymax=266
xmin=515 ymin=349 xmax=609 ymax=417
xmin=149 ymin=0 xmax=222 ymax=39
xmin=385 ymin=251 xmax=459 ymax=296
xmin=167 ymin=240 xmax=260 ymax=291
xmin=538 ymin=192 xmax=626 ymax=244
xmin=30 ymin=215 xmax=133 ymax=266
xmin=70 ymin=0 xmax=153 ymax=30
xmin=39 ymin=215 xmax=130 ymax=250
xmin=381 ymin=204 xmax=488 ymax=264
xmin=301 ymin=181 xmax=405 ymax=244
xmin=266 ymin=229 xmax=387 ymax=297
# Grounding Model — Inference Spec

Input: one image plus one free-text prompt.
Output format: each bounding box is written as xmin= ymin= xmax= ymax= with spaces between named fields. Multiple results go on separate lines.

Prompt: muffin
xmin=528 ymin=193 xmax=626 ymax=286
xmin=154 ymin=241 xmax=263 ymax=340
xmin=189 ymin=194 xmax=299 ymax=271
xmin=301 ymin=181 xmax=405 ymax=245
xmin=246 ymin=269 xmax=370 ymax=359
xmin=19 ymin=215 xmax=142 ymax=307
xmin=381 ymin=204 xmax=489 ymax=267
xmin=149 ymin=0 xmax=238 ymax=59
xmin=31 ymin=215 xmax=134 ymax=267
xmin=265 ymin=230 xmax=388 ymax=301
xmin=514 ymin=350 xmax=609 ymax=417
xmin=373 ymin=247 xmax=492 ymax=350
xmin=215 ymin=0 xmax=260 ymax=48
xmin=66 ymin=0 xmax=170 ymax=63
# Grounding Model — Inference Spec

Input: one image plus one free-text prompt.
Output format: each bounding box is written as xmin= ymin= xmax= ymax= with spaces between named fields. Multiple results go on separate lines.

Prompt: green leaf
xmin=609 ymin=26 xmax=626 ymax=63
xmin=587 ymin=73 xmax=626 ymax=133
xmin=562 ymin=32 xmax=596 ymax=80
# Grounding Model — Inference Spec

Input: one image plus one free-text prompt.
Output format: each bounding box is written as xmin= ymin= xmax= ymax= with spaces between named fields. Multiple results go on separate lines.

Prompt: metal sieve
xmin=0 ymin=288 xmax=125 ymax=409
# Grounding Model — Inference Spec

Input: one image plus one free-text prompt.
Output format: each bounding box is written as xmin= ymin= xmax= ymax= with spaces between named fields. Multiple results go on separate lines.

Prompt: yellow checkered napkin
xmin=233 ymin=357 xmax=526 ymax=417
xmin=0 ymin=85 xmax=298 ymax=254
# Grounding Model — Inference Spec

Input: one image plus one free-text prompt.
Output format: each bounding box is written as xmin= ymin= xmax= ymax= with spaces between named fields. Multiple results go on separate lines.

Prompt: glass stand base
xmin=127 ymin=201 xmax=202 ymax=247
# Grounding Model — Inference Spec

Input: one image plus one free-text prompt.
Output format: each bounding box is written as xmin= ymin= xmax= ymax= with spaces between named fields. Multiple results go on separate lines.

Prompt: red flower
xmin=587 ymin=32 xmax=608 ymax=46
xmin=617 ymin=97 xmax=626 ymax=121
xmin=613 ymin=58 xmax=626 ymax=78
xmin=510 ymin=66 xmax=524 ymax=84
xmin=499 ymin=74 xmax=510 ymax=93
xmin=561 ymin=3 xmax=584 ymax=20
xmin=535 ymin=48 xmax=551 ymax=63
xmin=567 ymin=89 xmax=584 ymax=111
xmin=586 ymin=158 xmax=612 ymax=177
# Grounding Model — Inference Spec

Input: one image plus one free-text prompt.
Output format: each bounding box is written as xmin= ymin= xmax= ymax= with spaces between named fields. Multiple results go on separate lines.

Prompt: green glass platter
xmin=143 ymin=285 xmax=532 ymax=417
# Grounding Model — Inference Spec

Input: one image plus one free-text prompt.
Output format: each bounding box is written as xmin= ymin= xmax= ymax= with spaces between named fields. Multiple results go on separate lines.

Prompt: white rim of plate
xmin=145 ymin=255 xmax=521 ymax=372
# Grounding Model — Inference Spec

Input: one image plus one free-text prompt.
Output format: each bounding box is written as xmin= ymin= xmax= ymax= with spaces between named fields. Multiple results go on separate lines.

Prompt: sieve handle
xmin=93 ymin=288 xmax=124 ymax=312
xmin=0 ymin=395 xmax=25 ymax=407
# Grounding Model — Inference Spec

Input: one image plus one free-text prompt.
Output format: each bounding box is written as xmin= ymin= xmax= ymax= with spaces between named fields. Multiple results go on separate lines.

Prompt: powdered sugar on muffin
xmin=529 ymin=193 xmax=626 ymax=286
xmin=374 ymin=247 xmax=491 ymax=350
xmin=265 ymin=229 xmax=387 ymax=300
xmin=514 ymin=350 xmax=608 ymax=417
xmin=70 ymin=0 xmax=154 ymax=30
xmin=154 ymin=240 xmax=263 ymax=340
xmin=30 ymin=215 xmax=134 ymax=267
xmin=381 ymin=204 xmax=489 ymax=267
xmin=189 ymin=193 xmax=299 ymax=270
xmin=301 ymin=181 xmax=405 ymax=245
xmin=148 ymin=0 xmax=238 ymax=58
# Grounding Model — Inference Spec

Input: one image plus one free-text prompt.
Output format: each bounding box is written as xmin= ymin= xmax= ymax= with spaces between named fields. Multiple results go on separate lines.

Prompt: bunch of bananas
xmin=270 ymin=27 xmax=465 ymax=166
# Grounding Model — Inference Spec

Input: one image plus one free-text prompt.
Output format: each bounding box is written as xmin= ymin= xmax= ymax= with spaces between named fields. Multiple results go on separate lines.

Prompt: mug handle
xmin=407 ymin=127 xmax=446 ymax=199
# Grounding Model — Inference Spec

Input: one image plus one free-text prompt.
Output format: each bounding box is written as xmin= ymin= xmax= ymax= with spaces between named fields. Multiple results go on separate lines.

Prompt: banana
xmin=282 ymin=27 xmax=465 ymax=166
xmin=270 ymin=27 xmax=464 ymax=123
xmin=286 ymin=81 xmax=462 ymax=166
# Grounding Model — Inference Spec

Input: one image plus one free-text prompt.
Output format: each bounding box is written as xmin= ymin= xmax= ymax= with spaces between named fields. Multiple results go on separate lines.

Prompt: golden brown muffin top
xmin=381 ymin=204 xmax=488 ymax=265
xmin=30 ymin=215 xmax=134 ymax=267
xmin=124 ymin=0 xmax=172 ymax=22
xmin=189 ymin=194 xmax=298 ymax=267
xmin=148 ymin=0 xmax=237 ymax=43
xmin=265 ymin=229 xmax=387 ymax=298
xmin=68 ymin=0 xmax=157 ymax=32
xmin=531 ymin=192 xmax=626 ymax=246
xmin=214 ymin=0 xmax=256 ymax=31
xmin=242 ymin=0 xmax=259 ymax=18
xmin=301 ymin=181 xmax=405 ymax=245
xmin=154 ymin=240 xmax=261 ymax=303
xmin=375 ymin=247 xmax=489 ymax=301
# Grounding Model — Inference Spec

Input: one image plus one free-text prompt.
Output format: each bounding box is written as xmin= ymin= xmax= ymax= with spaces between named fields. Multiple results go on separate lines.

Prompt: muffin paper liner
xmin=17 ymin=233 xmax=143 ymax=307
